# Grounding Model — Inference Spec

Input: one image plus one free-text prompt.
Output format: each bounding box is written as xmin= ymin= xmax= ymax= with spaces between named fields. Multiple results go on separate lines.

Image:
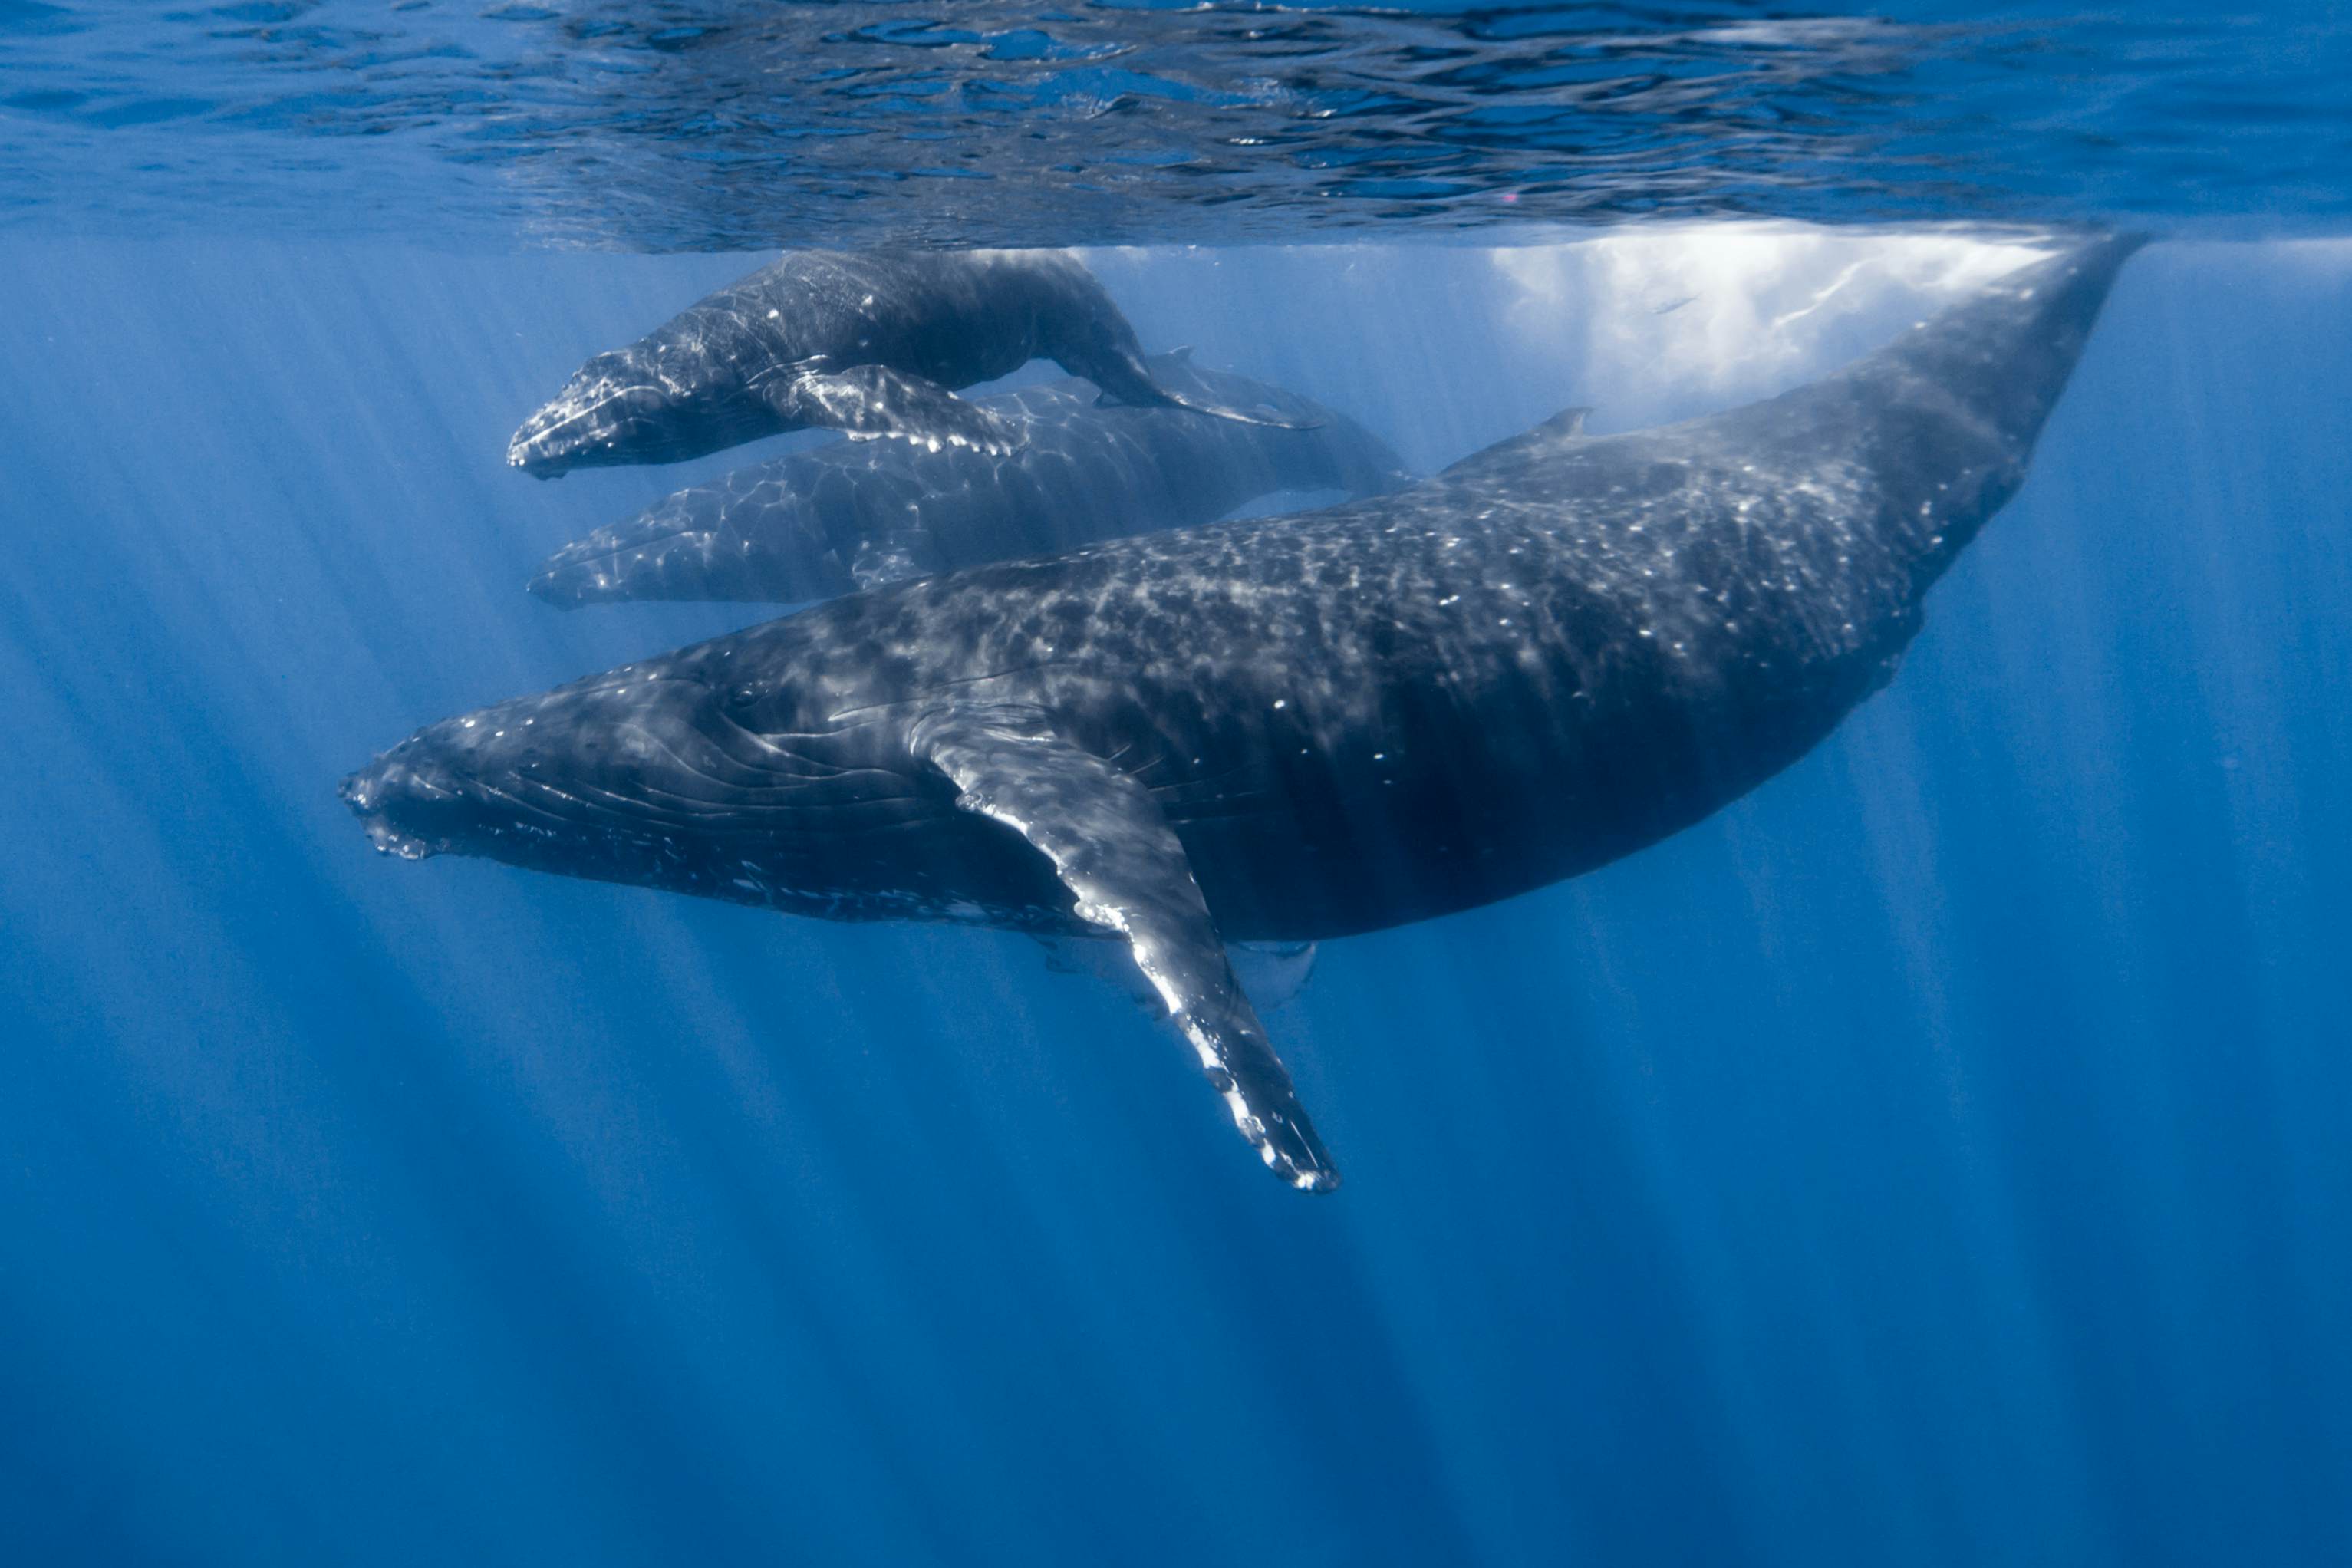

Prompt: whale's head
xmin=506 ymin=331 xmax=768 ymax=478
xmin=340 ymin=664 xmax=779 ymax=876
xmin=338 ymin=644 xmax=927 ymax=902
xmin=338 ymin=677 xmax=654 ymax=869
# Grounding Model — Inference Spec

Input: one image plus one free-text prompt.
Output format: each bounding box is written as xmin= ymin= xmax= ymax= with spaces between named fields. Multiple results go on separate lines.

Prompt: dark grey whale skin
xmin=506 ymin=249 xmax=1306 ymax=478
xmin=351 ymin=239 xmax=2139 ymax=1191
xmin=528 ymin=355 xmax=1412 ymax=608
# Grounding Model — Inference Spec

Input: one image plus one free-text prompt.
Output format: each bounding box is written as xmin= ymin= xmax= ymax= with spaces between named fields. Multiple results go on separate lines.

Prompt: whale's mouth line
xmin=509 ymin=380 xmax=669 ymax=463
xmin=535 ymin=519 xmax=714 ymax=582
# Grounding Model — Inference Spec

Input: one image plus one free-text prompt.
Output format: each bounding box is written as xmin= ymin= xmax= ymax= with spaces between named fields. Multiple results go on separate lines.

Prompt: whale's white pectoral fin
xmin=1032 ymin=934 xmax=1316 ymax=1015
xmin=912 ymin=704 xmax=1341 ymax=1194
xmin=776 ymin=365 xmax=1023 ymax=455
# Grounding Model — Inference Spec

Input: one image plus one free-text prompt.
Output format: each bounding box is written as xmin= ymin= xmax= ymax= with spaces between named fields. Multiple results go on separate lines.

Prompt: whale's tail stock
xmin=1135 ymin=383 xmax=1326 ymax=432
xmin=1085 ymin=348 xmax=1326 ymax=431
xmin=1872 ymin=232 xmax=2149 ymax=460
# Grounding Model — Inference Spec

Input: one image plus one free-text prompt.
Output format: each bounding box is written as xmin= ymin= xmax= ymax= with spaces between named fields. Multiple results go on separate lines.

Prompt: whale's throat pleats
xmin=911 ymin=702 xmax=1340 ymax=1193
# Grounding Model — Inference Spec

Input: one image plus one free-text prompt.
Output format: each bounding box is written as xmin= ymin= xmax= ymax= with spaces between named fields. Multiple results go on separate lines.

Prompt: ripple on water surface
xmin=0 ymin=2 xmax=2347 ymax=245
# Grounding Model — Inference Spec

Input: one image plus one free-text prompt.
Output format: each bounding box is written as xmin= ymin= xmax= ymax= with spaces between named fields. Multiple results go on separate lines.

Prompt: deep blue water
xmin=2 ymin=233 xmax=2348 ymax=1564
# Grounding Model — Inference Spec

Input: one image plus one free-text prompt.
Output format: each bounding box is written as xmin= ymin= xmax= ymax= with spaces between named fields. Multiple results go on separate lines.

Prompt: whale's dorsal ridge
xmin=1533 ymin=405 xmax=1594 ymax=440
xmin=911 ymin=702 xmax=1340 ymax=1192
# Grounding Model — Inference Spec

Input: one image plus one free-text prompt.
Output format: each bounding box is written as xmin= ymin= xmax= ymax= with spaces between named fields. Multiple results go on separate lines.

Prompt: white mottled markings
xmin=911 ymin=704 xmax=1340 ymax=1193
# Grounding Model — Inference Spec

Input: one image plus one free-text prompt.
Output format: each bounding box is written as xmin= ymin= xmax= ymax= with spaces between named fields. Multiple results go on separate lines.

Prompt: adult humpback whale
xmin=350 ymin=238 xmax=2139 ymax=1192
xmin=506 ymin=249 xmax=1312 ymax=478
xmin=529 ymin=353 xmax=1412 ymax=608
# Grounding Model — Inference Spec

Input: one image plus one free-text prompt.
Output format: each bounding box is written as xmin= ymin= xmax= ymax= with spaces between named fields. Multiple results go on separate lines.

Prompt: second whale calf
xmin=506 ymin=249 xmax=1314 ymax=477
xmin=529 ymin=353 xmax=1413 ymax=608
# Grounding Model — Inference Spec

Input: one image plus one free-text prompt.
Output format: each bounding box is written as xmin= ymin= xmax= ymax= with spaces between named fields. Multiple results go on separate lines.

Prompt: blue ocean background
xmin=5 ymin=4 xmax=2352 ymax=1563
xmin=2 ymin=234 xmax=2347 ymax=1565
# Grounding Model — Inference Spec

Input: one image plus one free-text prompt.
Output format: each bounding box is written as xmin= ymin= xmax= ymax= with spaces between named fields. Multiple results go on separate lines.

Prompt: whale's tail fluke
xmin=1134 ymin=385 xmax=1326 ymax=433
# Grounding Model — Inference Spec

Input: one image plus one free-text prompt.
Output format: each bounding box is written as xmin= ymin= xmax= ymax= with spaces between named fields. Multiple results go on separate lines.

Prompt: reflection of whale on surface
xmin=506 ymin=249 xmax=1316 ymax=478
xmin=529 ymin=353 xmax=1413 ymax=608
xmin=351 ymin=239 xmax=2140 ymax=1194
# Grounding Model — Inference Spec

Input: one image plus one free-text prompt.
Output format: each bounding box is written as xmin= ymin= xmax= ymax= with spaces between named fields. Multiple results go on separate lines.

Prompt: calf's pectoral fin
xmin=911 ymin=704 xmax=1341 ymax=1194
xmin=774 ymin=365 xmax=1021 ymax=454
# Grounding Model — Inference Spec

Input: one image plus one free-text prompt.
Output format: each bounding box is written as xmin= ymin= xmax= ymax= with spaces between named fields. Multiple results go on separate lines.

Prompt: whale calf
xmin=353 ymin=239 xmax=2140 ymax=1191
xmin=507 ymin=250 xmax=1313 ymax=478
xmin=529 ymin=353 xmax=1412 ymax=608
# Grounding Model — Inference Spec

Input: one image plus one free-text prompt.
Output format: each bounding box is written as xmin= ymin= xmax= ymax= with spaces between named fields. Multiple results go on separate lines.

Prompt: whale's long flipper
xmin=777 ymin=364 xmax=1021 ymax=454
xmin=912 ymin=704 xmax=1340 ymax=1193
xmin=1033 ymin=937 xmax=1320 ymax=1015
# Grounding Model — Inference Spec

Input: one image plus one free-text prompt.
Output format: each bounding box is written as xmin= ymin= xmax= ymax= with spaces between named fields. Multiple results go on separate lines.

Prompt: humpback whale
xmin=351 ymin=238 xmax=2140 ymax=1192
xmin=506 ymin=250 xmax=1313 ymax=478
xmin=529 ymin=353 xmax=1412 ymax=608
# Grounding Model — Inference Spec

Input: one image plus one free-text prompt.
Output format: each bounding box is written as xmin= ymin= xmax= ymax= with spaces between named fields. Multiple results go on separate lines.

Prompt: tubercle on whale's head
xmin=337 ymin=672 xmax=713 ymax=872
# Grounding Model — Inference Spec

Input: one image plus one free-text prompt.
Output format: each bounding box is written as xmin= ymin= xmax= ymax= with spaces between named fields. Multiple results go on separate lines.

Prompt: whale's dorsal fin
xmin=775 ymin=364 xmax=1022 ymax=456
xmin=1532 ymin=405 xmax=1593 ymax=440
xmin=911 ymin=703 xmax=1339 ymax=1193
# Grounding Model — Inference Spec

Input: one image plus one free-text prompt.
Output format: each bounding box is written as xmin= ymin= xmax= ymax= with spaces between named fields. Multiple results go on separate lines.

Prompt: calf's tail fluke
xmin=1089 ymin=353 xmax=1324 ymax=431
xmin=1149 ymin=386 xmax=1325 ymax=432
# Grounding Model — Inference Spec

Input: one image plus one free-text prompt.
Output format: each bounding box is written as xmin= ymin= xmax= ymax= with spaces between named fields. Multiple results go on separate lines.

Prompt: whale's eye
xmin=728 ymin=684 xmax=759 ymax=709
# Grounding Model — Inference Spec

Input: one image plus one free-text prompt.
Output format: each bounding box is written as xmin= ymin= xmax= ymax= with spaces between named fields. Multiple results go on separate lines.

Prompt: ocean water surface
xmin=2 ymin=5 xmax=2350 ymax=1566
